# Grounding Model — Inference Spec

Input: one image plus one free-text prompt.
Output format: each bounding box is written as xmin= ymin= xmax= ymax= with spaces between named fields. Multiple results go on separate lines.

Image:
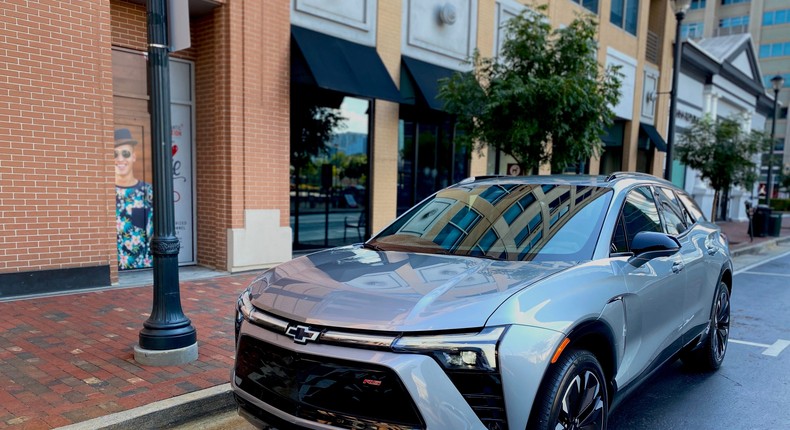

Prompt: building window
xmin=721 ymin=0 xmax=749 ymax=5
xmin=719 ymin=16 xmax=749 ymax=28
xmin=610 ymin=0 xmax=639 ymax=35
xmin=717 ymin=15 xmax=749 ymax=35
xmin=290 ymin=88 xmax=371 ymax=250
xmin=763 ymin=9 xmax=789 ymax=26
xmin=690 ymin=0 xmax=706 ymax=10
xmin=681 ymin=22 xmax=704 ymax=39
xmin=570 ymin=0 xmax=599 ymax=13
xmin=780 ymin=107 xmax=789 ymax=120
xmin=759 ymin=43 xmax=790 ymax=58
xmin=775 ymin=138 xmax=785 ymax=152
xmin=599 ymin=121 xmax=625 ymax=175
xmin=397 ymin=112 xmax=469 ymax=216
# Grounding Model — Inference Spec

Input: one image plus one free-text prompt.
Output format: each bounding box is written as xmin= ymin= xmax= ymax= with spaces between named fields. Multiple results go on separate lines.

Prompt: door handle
xmin=706 ymin=246 xmax=717 ymax=256
xmin=672 ymin=261 xmax=684 ymax=273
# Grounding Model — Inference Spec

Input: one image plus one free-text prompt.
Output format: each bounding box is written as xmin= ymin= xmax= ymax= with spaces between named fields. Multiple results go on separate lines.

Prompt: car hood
xmin=248 ymin=246 xmax=574 ymax=332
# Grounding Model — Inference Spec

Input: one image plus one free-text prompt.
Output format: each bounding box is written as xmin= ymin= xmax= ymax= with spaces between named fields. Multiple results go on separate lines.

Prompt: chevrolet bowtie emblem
xmin=285 ymin=324 xmax=320 ymax=344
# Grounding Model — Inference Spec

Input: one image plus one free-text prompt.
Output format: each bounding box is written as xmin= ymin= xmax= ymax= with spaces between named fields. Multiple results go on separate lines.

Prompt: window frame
xmin=609 ymin=185 xmax=664 ymax=256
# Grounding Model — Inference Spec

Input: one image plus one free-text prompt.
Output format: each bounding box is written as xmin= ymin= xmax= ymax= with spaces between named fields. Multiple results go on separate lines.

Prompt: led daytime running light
xmin=392 ymin=327 xmax=506 ymax=371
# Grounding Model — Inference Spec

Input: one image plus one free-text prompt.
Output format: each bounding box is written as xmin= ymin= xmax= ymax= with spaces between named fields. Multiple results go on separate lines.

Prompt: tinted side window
xmin=656 ymin=187 xmax=687 ymax=235
xmin=611 ymin=214 xmax=629 ymax=254
xmin=677 ymin=192 xmax=706 ymax=222
xmin=622 ymin=187 xmax=663 ymax=247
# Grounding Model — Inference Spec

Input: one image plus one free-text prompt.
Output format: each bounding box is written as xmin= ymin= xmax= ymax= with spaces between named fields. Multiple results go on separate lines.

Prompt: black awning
xmin=291 ymin=26 xmax=401 ymax=103
xmin=401 ymin=56 xmax=457 ymax=111
xmin=640 ymin=123 xmax=668 ymax=152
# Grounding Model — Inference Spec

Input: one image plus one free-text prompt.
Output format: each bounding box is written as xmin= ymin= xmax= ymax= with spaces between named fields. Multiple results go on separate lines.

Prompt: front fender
xmin=498 ymin=325 xmax=566 ymax=430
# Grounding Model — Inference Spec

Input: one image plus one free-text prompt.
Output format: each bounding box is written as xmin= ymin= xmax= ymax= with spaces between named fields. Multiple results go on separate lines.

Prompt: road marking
xmin=734 ymin=249 xmax=790 ymax=275
xmin=740 ymin=270 xmax=790 ymax=278
xmin=730 ymin=339 xmax=790 ymax=357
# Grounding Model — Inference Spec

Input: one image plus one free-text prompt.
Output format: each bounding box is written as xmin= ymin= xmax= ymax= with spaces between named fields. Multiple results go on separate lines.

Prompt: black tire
xmin=681 ymin=281 xmax=730 ymax=371
xmin=529 ymin=349 xmax=608 ymax=430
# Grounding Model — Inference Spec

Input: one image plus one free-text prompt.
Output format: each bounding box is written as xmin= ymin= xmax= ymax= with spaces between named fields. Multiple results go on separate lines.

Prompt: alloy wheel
xmin=712 ymin=287 xmax=730 ymax=362
xmin=556 ymin=370 xmax=605 ymax=430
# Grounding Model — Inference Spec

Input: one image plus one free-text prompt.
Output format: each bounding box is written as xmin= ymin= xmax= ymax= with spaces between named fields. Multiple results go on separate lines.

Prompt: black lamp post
xmin=134 ymin=0 xmax=197 ymax=365
xmin=766 ymin=74 xmax=785 ymax=208
xmin=665 ymin=0 xmax=692 ymax=182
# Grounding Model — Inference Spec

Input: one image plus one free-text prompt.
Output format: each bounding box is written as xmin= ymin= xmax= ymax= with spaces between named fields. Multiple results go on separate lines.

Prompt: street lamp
xmin=665 ymin=0 xmax=692 ymax=182
xmin=766 ymin=74 xmax=785 ymax=208
xmin=134 ymin=0 xmax=198 ymax=366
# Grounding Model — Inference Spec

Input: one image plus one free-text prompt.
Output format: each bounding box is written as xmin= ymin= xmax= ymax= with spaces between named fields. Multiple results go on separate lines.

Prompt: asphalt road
xmin=176 ymin=245 xmax=790 ymax=430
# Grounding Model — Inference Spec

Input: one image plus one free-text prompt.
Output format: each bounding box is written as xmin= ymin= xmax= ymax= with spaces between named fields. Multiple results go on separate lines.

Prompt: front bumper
xmin=232 ymin=318 xmax=563 ymax=429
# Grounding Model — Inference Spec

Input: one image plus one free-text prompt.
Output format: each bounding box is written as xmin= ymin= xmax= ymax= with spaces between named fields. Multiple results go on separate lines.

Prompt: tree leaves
xmin=439 ymin=7 xmax=622 ymax=173
xmin=676 ymin=115 xmax=770 ymax=194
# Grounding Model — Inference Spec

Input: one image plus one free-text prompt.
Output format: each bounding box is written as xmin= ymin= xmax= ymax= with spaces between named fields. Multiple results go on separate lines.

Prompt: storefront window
xmin=397 ymin=110 xmax=468 ymax=215
xmin=291 ymin=87 xmax=370 ymax=250
xmin=599 ymin=121 xmax=625 ymax=175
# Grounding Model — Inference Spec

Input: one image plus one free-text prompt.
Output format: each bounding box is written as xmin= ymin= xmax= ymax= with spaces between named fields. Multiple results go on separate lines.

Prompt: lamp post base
xmin=134 ymin=342 xmax=198 ymax=366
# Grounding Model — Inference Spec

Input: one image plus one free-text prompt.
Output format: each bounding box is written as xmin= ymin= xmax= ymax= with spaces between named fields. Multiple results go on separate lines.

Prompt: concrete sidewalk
xmin=1 ymin=218 xmax=789 ymax=429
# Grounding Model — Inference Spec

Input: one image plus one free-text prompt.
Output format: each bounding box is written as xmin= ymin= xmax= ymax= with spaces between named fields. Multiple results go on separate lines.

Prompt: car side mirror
xmin=628 ymin=231 xmax=680 ymax=267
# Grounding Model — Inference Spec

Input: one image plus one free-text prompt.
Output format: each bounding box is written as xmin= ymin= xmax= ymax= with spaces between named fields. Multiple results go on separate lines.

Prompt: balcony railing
xmin=716 ymin=25 xmax=749 ymax=36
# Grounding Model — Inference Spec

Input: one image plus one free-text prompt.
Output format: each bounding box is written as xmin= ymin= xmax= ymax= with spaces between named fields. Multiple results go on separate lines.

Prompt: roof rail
xmin=604 ymin=171 xmax=661 ymax=182
xmin=457 ymin=175 xmax=507 ymax=184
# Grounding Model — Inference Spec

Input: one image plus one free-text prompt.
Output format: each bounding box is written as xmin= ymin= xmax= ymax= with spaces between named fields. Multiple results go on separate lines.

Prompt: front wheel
xmin=529 ymin=349 xmax=608 ymax=430
xmin=682 ymin=281 xmax=730 ymax=371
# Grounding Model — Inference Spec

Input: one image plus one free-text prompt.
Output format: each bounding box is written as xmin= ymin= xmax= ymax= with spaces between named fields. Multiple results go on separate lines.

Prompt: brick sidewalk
xmin=0 ymin=273 xmax=260 ymax=429
xmin=0 ymin=218 xmax=788 ymax=429
xmin=716 ymin=216 xmax=790 ymax=252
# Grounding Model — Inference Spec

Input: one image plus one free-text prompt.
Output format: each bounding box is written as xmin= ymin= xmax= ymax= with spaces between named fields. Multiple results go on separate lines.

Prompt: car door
xmin=613 ymin=186 xmax=687 ymax=386
xmin=674 ymin=190 xmax=727 ymax=342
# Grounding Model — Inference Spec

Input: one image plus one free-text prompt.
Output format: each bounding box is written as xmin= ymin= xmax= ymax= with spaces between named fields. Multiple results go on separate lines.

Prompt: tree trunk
xmin=720 ymin=184 xmax=730 ymax=221
xmin=711 ymin=189 xmax=719 ymax=222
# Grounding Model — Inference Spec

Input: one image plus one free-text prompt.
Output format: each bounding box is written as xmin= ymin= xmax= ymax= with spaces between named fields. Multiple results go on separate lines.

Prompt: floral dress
xmin=116 ymin=181 xmax=154 ymax=270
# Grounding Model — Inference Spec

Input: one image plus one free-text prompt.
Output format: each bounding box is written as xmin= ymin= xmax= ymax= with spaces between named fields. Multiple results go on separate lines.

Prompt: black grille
xmin=447 ymin=372 xmax=507 ymax=430
xmin=235 ymin=335 xmax=425 ymax=430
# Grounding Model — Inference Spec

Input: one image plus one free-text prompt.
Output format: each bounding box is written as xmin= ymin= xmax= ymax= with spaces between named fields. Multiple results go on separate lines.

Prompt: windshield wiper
xmin=362 ymin=242 xmax=385 ymax=252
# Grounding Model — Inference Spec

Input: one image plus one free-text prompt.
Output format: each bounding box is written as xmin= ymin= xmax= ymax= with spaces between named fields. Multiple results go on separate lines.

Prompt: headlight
xmin=391 ymin=326 xmax=507 ymax=371
xmin=235 ymin=287 xmax=253 ymax=343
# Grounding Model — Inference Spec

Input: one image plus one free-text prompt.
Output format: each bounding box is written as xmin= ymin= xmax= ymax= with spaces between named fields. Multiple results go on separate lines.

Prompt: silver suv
xmin=232 ymin=173 xmax=732 ymax=430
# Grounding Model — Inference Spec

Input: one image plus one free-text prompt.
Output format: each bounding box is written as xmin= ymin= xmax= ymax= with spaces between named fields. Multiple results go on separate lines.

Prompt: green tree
xmin=438 ymin=6 xmax=622 ymax=173
xmin=675 ymin=115 xmax=770 ymax=220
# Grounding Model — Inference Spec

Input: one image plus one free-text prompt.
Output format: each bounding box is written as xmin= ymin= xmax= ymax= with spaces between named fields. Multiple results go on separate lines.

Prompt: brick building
xmin=1 ymin=0 xmax=678 ymax=296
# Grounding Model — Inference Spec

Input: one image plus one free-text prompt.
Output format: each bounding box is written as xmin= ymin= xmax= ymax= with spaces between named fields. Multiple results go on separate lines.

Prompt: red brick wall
xmin=194 ymin=0 xmax=291 ymax=270
xmin=0 ymin=1 xmax=115 ymax=275
xmin=0 ymin=0 xmax=291 ymax=279
xmin=110 ymin=0 xmax=147 ymax=51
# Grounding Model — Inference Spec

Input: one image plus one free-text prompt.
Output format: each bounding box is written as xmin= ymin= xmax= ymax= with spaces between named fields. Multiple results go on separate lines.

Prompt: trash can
xmin=753 ymin=205 xmax=772 ymax=237
xmin=768 ymin=213 xmax=783 ymax=237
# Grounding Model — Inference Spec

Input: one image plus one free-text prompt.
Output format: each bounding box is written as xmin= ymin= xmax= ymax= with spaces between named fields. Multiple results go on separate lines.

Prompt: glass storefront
xmin=397 ymin=105 xmax=469 ymax=215
xmin=290 ymin=86 xmax=370 ymax=250
xmin=397 ymin=110 xmax=469 ymax=215
xmin=599 ymin=120 xmax=625 ymax=175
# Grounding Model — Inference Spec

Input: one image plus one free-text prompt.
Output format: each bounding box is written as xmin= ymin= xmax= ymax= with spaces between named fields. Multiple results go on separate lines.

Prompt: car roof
xmin=455 ymin=172 xmax=676 ymax=190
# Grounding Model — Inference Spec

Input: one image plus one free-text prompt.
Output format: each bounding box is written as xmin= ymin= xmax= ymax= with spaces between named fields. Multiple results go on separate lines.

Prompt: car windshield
xmin=369 ymin=182 xmax=613 ymax=262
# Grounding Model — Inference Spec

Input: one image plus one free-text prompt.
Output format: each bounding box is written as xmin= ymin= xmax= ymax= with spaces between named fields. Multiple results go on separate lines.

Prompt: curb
xmin=729 ymin=235 xmax=790 ymax=258
xmin=56 ymin=384 xmax=236 ymax=430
